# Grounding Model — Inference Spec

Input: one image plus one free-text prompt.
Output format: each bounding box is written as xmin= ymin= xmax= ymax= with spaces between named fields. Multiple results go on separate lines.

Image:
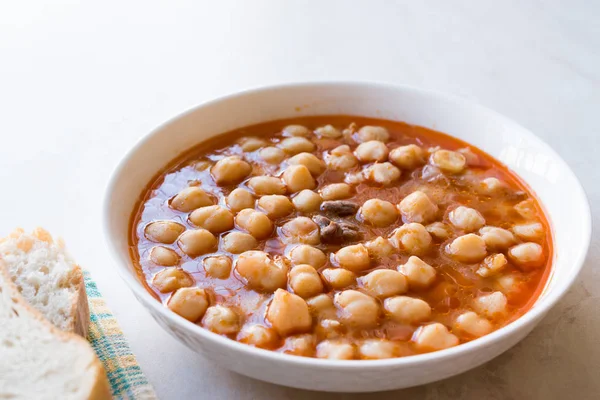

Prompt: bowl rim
xmin=103 ymin=80 xmax=592 ymax=369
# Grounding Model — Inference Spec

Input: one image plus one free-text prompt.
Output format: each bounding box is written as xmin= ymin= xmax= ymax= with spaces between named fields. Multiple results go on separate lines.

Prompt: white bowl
xmin=104 ymin=82 xmax=591 ymax=392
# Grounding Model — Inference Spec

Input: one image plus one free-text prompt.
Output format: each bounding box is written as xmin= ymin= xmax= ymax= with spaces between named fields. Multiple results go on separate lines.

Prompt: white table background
xmin=1 ymin=1 xmax=599 ymax=398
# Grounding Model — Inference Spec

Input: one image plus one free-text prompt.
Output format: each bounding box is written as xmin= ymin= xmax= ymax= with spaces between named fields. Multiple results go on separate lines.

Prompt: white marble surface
xmin=1 ymin=1 xmax=599 ymax=398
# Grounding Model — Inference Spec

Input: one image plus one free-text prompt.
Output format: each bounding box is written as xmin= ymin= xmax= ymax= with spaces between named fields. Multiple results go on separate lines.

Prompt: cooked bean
xmin=287 ymin=153 xmax=326 ymax=176
xmin=278 ymin=137 xmax=315 ymax=155
xmin=282 ymin=334 xmax=316 ymax=356
xmin=280 ymin=217 xmax=320 ymax=245
xmin=429 ymin=150 xmax=466 ymax=174
xmin=211 ymin=156 xmax=252 ymax=185
xmin=226 ymin=188 xmax=255 ymax=212
xmin=359 ymin=269 xmax=407 ymax=298
xmin=358 ymin=339 xmax=398 ymax=359
xmin=289 ymin=245 xmax=327 ymax=268
xmin=289 ymin=265 xmax=324 ymax=298
xmin=202 ymin=305 xmax=241 ymax=334
xmin=238 ymin=137 xmax=267 ymax=152
xmin=203 ymin=255 xmax=233 ymax=279
xmin=235 ymin=209 xmax=274 ymax=239
xmin=149 ymin=246 xmax=180 ymax=266
xmin=144 ymin=221 xmax=186 ymax=244
xmin=454 ymin=311 xmax=493 ymax=337
xmin=247 ymin=176 xmax=287 ymax=196
xmin=389 ymin=223 xmax=432 ymax=255
xmin=259 ymin=146 xmax=286 ymax=164
xmin=398 ymin=191 xmax=438 ymax=224
xmin=355 ymin=140 xmax=389 ymax=163
xmin=257 ymin=195 xmax=294 ymax=219
xmin=512 ymin=222 xmax=544 ymax=242
xmin=153 ymin=268 xmax=194 ymax=293
xmin=397 ymin=256 xmax=436 ymax=289
xmin=446 ymin=234 xmax=487 ymax=263
xmin=334 ymin=290 xmax=380 ymax=328
xmin=291 ymin=190 xmax=322 ymax=212
xmin=479 ymin=226 xmax=516 ymax=250
xmin=315 ymin=124 xmax=342 ymax=138
xmin=316 ymin=340 xmax=355 ymax=360
xmin=177 ymin=229 xmax=217 ymax=257
xmin=168 ymin=288 xmax=209 ymax=322
xmin=321 ymin=268 xmax=357 ymax=290
xmin=448 ymin=206 xmax=485 ymax=232
xmin=320 ymin=200 xmax=359 ymax=216
xmin=364 ymin=162 xmax=401 ymax=185
xmin=476 ymin=253 xmax=507 ymax=278
xmin=170 ymin=187 xmax=213 ymax=212
xmin=189 ymin=205 xmax=234 ymax=233
xmin=335 ymin=244 xmax=371 ymax=272
xmin=306 ymin=294 xmax=336 ymax=319
xmin=508 ymin=242 xmax=544 ymax=268
xmin=514 ymin=199 xmax=537 ymax=219
xmin=389 ymin=144 xmax=426 ymax=169
xmin=282 ymin=165 xmax=316 ymax=193
xmin=267 ymin=289 xmax=312 ymax=336
xmin=325 ymin=145 xmax=358 ymax=171
xmin=364 ymin=236 xmax=395 ymax=258
xmin=425 ymin=222 xmax=452 ymax=240
xmin=235 ymin=251 xmax=287 ymax=292
xmin=360 ymin=199 xmax=398 ymax=227
xmin=237 ymin=324 xmax=279 ymax=349
xmin=384 ymin=296 xmax=431 ymax=324
xmin=473 ymin=291 xmax=507 ymax=318
xmin=413 ymin=323 xmax=459 ymax=351
xmin=282 ymin=124 xmax=311 ymax=137
xmin=320 ymin=183 xmax=353 ymax=201
xmin=480 ymin=177 xmax=504 ymax=194
xmin=220 ymin=232 xmax=258 ymax=254
xmin=356 ymin=126 xmax=389 ymax=143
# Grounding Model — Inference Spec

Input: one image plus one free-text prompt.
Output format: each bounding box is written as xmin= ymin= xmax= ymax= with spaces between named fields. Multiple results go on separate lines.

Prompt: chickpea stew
xmin=130 ymin=116 xmax=552 ymax=360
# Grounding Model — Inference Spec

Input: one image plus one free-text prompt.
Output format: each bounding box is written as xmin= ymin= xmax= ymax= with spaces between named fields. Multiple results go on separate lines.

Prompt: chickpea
xmin=282 ymin=124 xmax=311 ymax=137
xmin=358 ymin=339 xmax=398 ymax=359
xmin=389 ymin=223 xmax=432 ymax=255
xmin=317 ymin=340 xmax=355 ymax=360
xmin=398 ymin=191 xmax=438 ymax=224
xmin=220 ymin=232 xmax=258 ymax=254
xmin=211 ymin=156 xmax=252 ymax=185
xmin=495 ymin=274 xmax=521 ymax=294
xmin=429 ymin=150 xmax=466 ymax=174
xmin=359 ymin=269 xmax=407 ymax=298
xmin=144 ymin=221 xmax=186 ymax=244
xmin=479 ymin=226 xmax=516 ymax=250
xmin=266 ymin=289 xmax=312 ymax=336
xmin=508 ymin=242 xmax=544 ymax=268
xmin=287 ymin=153 xmax=326 ymax=176
xmin=168 ymin=288 xmax=209 ymax=322
xmin=282 ymin=334 xmax=316 ymax=356
xmin=476 ymin=253 xmax=507 ymax=278
xmin=177 ymin=229 xmax=217 ymax=257
xmin=335 ymin=244 xmax=371 ymax=272
xmin=289 ymin=265 xmax=324 ymax=298
xmin=194 ymin=160 xmax=212 ymax=171
xmin=278 ymin=137 xmax=315 ymax=155
xmin=321 ymin=268 xmax=357 ymax=290
xmin=170 ymin=187 xmax=213 ymax=212
xmin=448 ymin=206 xmax=486 ymax=232
xmin=454 ymin=311 xmax=493 ymax=338
xmin=306 ymin=294 xmax=336 ymax=319
xmin=259 ymin=146 xmax=286 ymax=164
xmin=446 ymin=234 xmax=487 ymax=263
xmin=344 ymin=170 xmax=366 ymax=185
xmin=364 ymin=236 xmax=395 ymax=258
xmin=315 ymin=124 xmax=342 ymax=138
xmin=238 ymin=137 xmax=267 ymax=152
xmin=473 ymin=291 xmax=507 ymax=318
xmin=203 ymin=255 xmax=232 ymax=279
xmin=512 ymin=222 xmax=544 ymax=242
xmin=514 ymin=199 xmax=537 ymax=219
xmin=320 ymin=183 xmax=353 ymax=201
xmin=480 ymin=177 xmax=504 ymax=194
xmin=235 ymin=251 xmax=287 ymax=292
xmin=257 ymin=195 xmax=294 ymax=219
xmin=355 ymin=140 xmax=389 ymax=163
xmin=397 ymin=256 xmax=436 ymax=289
xmin=314 ymin=318 xmax=344 ymax=339
xmin=189 ymin=205 xmax=234 ymax=233
xmin=282 ymin=165 xmax=316 ymax=193
xmin=225 ymin=188 xmax=255 ymax=212
xmin=384 ymin=296 xmax=431 ymax=324
xmin=426 ymin=222 xmax=452 ymax=240
xmin=325 ymin=145 xmax=359 ymax=171
xmin=356 ymin=126 xmax=390 ymax=143
xmin=358 ymin=199 xmax=398 ymax=228
xmin=280 ymin=217 xmax=320 ymax=245
xmin=334 ymin=290 xmax=380 ymax=328
xmin=152 ymin=268 xmax=194 ymax=293
xmin=237 ymin=324 xmax=279 ymax=349
xmin=235 ymin=209 xmax=274 ymax=239
xmin=291 ymin=190 xmax=322 ymax=212
xmin=364 ymin=162 xmax=402 ymax=185
xmin=202 ymin=305 xmax=241 ymax=335
xmin=247 ymin=176 xmax=287 ymax=196
xmin=149 ymin=246 xmax=180 ymax=266
xmin=289 ymin=245 xmax=327 ymax=268
xmin=389 ymin=144 xmax=426 ymax=170
xmin=413 ymin=323 xmax=459 ymax=352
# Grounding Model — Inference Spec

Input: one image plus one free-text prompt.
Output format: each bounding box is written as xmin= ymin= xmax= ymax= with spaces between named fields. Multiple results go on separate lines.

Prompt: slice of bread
xmin=0 ymin=228 xmax=89 ymax=336
xmin=0 ymin=257 xmax=111 ymax=399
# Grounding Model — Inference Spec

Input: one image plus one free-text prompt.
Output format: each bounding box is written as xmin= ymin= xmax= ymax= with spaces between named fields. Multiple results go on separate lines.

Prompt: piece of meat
xmin=312 ymin=215 xmax=362 ymax=244
xmin=320 ymin=201 xmax=359 ymax=217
